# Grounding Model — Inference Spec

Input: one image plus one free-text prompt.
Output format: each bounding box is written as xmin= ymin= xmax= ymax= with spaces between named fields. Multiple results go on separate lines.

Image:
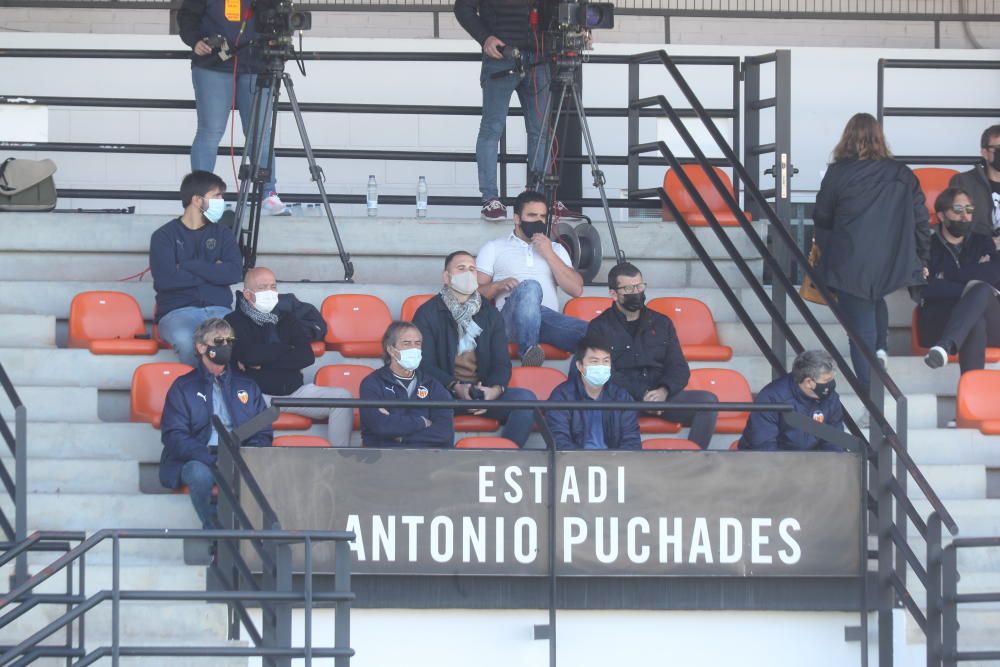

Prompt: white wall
xmin=1 ymin=32 xmax=998 ymax=218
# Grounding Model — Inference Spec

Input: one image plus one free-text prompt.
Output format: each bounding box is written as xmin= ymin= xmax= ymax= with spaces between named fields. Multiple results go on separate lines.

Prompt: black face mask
xmin=812 ymin=378 xmax=836 ymax=400
xmin=621 ymin=292 xmax=646 ymax=312
xmin=520 ymin=221 xmax=547 ymax=238
xmin=945 ymin=219 xmax=973 ymax=239
xmin=206 ymin=343 xmax=233 ymax=366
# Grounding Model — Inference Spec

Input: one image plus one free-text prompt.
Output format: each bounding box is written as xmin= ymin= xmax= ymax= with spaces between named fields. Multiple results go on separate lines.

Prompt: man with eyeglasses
xmin=920 ymin=188 xmax=1000 ymax=372
xmin=585 ymin=262 xmax=719 ymax=449
xmin=159 ymin=317 xmax=272 ymax=528
xmin=950 ymin=124 xmax=1000 ymax=241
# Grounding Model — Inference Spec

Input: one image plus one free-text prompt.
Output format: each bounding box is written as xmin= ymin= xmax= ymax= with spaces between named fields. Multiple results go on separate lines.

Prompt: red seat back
xmin=957 ymin=370 xmax=1000 ymax=429
xmin=509 ymin=367 xmax=568 ymax=401
xmin=563 ymin=297 xmax=613 ymax=322
xmin=69 ymin=291 xmax=157 ymax=355
xmin=647 ymin=297 xmax=733 ymax=361
xmin=913 ymin=167 xmax=959 ymax=226
xmin=456 ymin=437 xmax=519 ymax=449
xmin=641 ymin=438 xmax=701 ymax=450
xmin=400 ymin=294 xmax=434 ymax=322
xmin=274 ymin=435 xmax=331 ymax=447
xmin=321 ymin=295 xmax=393 ymax=357
xmin=315 ymin=364 xmax=375 ymax=430
xmin=662 ymin=165 xmax=749 ymax=226
xmin=130 ymin=363 xmax=193 ymax=428
xmin=686 ymin=368 xmax=752 ymax=433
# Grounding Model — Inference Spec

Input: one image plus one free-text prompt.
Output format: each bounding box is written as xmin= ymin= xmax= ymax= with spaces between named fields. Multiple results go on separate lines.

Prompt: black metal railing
xmin=629 ymin=49 xmax=960 ymax=667
xmin=0 ymin=362 xmax=27 ymax=587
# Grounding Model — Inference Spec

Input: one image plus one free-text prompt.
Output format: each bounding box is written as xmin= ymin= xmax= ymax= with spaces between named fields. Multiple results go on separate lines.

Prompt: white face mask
xmin=449 ymin=270 xmax=479 ymax=295
xmin=395 ymin=347 xmax=422 ymax=371
xmin=253 ymin=289 xmax=279 ymax=313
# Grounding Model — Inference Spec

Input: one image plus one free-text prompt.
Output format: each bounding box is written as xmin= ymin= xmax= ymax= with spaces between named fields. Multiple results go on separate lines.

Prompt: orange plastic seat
xmin=274 ymin=435 xmax=331 ymax=447
xmin=507 ymin=343 xmax=570 ymax=361
xmin=641 ymin=438 xmax=701 ymax=451
xmin=68 ymin=291 xmax=158 ymax=355
xmin=910 ymin=307 xmax=1000 ymax=363
xmin=400 ymin=294 xmax=434 ymax=322
xmin=637 ymin=416 xmax=683 ymax=434
xmin=456 ymin=436 xmax=519 ymax=449
xmin=662 ymin=165 xmax=752 ymax=226
xmin=956 ymin=370 xmax=1000 ymax=431
xmin=563 ymin=296 xmax=613 ymax=322
xmin=321 ymin=294 xmax=393 ymax=357
xmin=272 ymin=412 xmax=313 ymax=430
xmin=130 ymin=362 xmax=193 ymax=428
xmin=152 ymin=324 xmax=171 ymax=350
xmin=454 ymin=415 xmax=502 ymax=432
xmin=509 ymin=366 xmax=567 ymax=401
xmin=310 ymin=341 xmax=326 ymax=358
xmin=175 ymin=484 xmax=219 ymax=497
xmin=913 ymin=167 xmax=960 ymax=226
xmin=647 ymin=297 xmax=733 ymax=361
xmin=315 ymin=363 xmax=374 ymax=429
xmin=686 ymin=368 xmax=752 ymax=433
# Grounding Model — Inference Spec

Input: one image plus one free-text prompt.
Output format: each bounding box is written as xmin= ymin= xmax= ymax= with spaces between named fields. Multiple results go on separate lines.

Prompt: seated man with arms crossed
xmin=586 ymin=262 xmax=718 ymax=449
xmin=360 ymin=321 xmax=454 ymax=448
xmin=738 ymin=350 xmax=845 ymax=452
xmin=159 ymin=318 xmax=272 ymax=528
xmin=413 ymin=251 xmax=537 ymax=447
xmin=150 ymin=170 xmax=242 ymax=367
xmin=546 ymin=334 xmax=641 ymax=450
xmin=225 ymin=267 xmax=353 ymax=446
xmin=476 ymin=190 xmax=587 ymax=366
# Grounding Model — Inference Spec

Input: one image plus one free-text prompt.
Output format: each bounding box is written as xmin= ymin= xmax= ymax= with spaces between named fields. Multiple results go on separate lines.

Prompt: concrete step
xmin=916 ymin=465 xmax=987 ymax=501
xmin=1 ymin=563 xmax=206 ymax=596
xmin=0 ymin=386 xmax=99 ymax=422
xmin=0 ymin=314 xmax=55 ymax=348
xmin=909 ymin=429 xmax=1000 ymax=468
xmin=911 ymin=500 xmax=1000 ymax=538
xmin=0 ymin=422 xmax=163 ymax=462
xmin=3 ymin=492 xmax=201 ymax=534
xmin=17 ymin=458 xmax=140 ymax=494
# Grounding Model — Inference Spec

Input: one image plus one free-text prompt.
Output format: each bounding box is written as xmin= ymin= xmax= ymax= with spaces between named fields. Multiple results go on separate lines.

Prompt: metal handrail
xmin=0 ymin=362 xmax=27 ymax=585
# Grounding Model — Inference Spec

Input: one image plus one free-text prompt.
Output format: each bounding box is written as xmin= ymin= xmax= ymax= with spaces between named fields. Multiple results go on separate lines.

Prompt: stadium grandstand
xmin=0 ymin=0 xmax=999 ymax=665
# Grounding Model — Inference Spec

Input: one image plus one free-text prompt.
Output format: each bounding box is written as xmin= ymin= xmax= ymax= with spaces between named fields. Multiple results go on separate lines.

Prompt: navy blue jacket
xmin=159 ymin=363 xmax=272 ymax=489
xmin=177 ymin=0 xmax=263 ymax=73
xmin=738 ymin=374 xmax=844 ymax=452
xmin=546 ymin=377 xmax=641 ymax=450
xmin=150 ymin=218 xmax=242 ymax=321
xmin=412 ymin=294 xmax=512 ymax=389
xmin=359 ymin=365 xmax=454 ymax=448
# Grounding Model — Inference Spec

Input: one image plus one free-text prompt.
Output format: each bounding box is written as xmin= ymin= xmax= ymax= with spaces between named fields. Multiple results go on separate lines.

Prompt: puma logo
xmin=196 ymin=392 xmax=207 ymax=402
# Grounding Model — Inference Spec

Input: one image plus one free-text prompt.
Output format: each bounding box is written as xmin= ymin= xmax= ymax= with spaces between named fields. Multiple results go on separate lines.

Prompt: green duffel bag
xmin=0 ymin=158 xmax=57 ymax=212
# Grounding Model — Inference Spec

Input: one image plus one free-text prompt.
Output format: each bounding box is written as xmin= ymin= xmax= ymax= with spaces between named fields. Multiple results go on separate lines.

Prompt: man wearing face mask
xmin=159 ymin=318 xmax=272 ymax=528
xmin=359 ymin=321 xmax=454 ymax=448
xmin=585 ymin=262 xmax=719 ymax=449
xmin=546 ymin=335 xmax=640 ymax=450
xmin=477 ymin=190 xmax=587 ymax=366
xmin=412 ymin=251 xmax=537 ymax=447
xmin=224 ymin=267 xmax=354 ymax=447
xmin=738 ymin=350 xmax=844 ymax=452
xmin=950 ymin=125 xmax=1000 ymax=242
xmin=920 ymin=188 xmax=1000 ymax=372
xmin=150 ymin=171 xmax=242 ymax=367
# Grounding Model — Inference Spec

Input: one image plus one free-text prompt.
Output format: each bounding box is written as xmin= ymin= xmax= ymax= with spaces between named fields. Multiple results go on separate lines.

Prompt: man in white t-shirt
xmin=476 ymin=191 xmax=587 ymax=366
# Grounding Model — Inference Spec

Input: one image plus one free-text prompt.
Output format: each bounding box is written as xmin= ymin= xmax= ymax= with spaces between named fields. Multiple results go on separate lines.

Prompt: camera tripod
xmin=529 ymin=51 xmax=625 ymax=265
xmin=233 ymin=39 xmax=354 ymax=281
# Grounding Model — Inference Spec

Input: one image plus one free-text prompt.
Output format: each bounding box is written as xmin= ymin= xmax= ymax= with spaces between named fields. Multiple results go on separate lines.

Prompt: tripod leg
xmin=529 ymin=80 xmax=567 ymax=195
xmin=282 ymin=74 xmax=354 ymax=282
xmin=568 ymin=83 xmax=626 ymax=264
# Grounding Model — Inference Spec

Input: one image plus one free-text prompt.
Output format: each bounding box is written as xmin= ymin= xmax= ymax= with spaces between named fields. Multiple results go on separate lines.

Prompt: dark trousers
xmin=836 ymin=292 xmax=879 ymax=391
xmin=876 ymin=297 xmax=889 ymax=351
xmin=934 ymin=281 xmax=1000 ymax=373
xmin=657 ymin=389 xmax=719 ymax=449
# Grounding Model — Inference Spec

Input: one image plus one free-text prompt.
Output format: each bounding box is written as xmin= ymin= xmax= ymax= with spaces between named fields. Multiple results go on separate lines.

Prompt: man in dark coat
xmin=739 ymin=350 xmax=845 ymax=452
xmin=159 ymin=317 xmax=272 ymax=528
xmin=546 ymin=334 xmax=641 ymax=450
xmin=413 ymin=251 xmax=536 ymax=447
xmin=949 ymin=124 xmax=1000 ymax=240
xmin=585 ymin=262 xmax=718 ymax=449
xmin=921 ymin=188 xmax=1000 ymax=373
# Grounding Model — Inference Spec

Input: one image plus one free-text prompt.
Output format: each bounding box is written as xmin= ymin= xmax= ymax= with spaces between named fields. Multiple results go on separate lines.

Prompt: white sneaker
xmin=924 ymin=346 xmax=948 ymax=369
xmin=262 ymin=192 xmax=290 ymax=216
xmin=876 ymin=349 xmax=889 ymax=370
xmin=857 ymin=409 xmax=870 ymax=429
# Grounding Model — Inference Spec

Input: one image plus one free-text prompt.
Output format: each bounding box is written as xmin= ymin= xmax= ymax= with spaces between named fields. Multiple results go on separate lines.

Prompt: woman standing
xmin=814 ymin=113 xmax=930 ymax=391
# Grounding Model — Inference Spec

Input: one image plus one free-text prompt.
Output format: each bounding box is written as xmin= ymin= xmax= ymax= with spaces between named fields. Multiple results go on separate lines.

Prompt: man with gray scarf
xmin=224 ymin=267 xmax=354 ymax=447
xmin=412 ymin=251 xmax=537 ymax=447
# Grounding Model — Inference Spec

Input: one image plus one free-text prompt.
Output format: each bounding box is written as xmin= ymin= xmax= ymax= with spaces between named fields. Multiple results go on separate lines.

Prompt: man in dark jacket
xmin=177 ymin=0 xmax=285 ymax=214
xmin=225 ymin=267 xmax=353 ymax=446
xmin=360 ymin=321 xmax=454 ymax=448
xmin=546 ymin=334 xmax=640 ymax=450
xmin=586 ymin=262 xmax=718 ymax=449
xmin=455 ymin=0 xmax=551 ymax=220
xmin=949 ymin=124 xmax=1000 ymax=240
xmin=159 ymin=318 xmax=272 ymax=528
xmin=738 ymin=350 xmax=845 ymax=452
xmin=921 ymin=188 xmax=1000 ymax=373
xmin=151 ymin=171 xmax=242 ymax=367
xmin=413 ymin=251 xmax=536 ymax=447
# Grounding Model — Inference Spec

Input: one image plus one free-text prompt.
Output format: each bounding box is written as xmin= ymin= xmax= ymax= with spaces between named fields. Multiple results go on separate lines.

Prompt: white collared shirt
xmin=476 ymin=232 xmax=573 ymax=311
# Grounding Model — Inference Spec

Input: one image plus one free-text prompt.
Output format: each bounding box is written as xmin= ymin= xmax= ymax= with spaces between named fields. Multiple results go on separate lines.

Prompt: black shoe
xmin=520 ymin=345 xmax=545 ymax=367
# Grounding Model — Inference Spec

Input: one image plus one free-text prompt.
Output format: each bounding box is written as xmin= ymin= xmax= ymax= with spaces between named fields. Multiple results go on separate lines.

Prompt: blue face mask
xmin=583 ymin=364 xmax=611 ymax=387
xmin=395 ymin=347 xmax=422 ymax=371
xmin=202 ymin=197 xmax=226 ymax=224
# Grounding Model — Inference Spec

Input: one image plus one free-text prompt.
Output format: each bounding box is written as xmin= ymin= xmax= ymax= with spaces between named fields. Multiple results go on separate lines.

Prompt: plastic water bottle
xmin=366 ymin=175 xmax=378 ymax=217
xmin=416 ymin=176 xmax=428 ymax=218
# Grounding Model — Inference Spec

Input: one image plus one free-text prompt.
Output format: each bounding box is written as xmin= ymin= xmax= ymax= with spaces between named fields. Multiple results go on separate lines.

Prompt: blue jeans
xmin=501 ymin=280 xmax=588 ymax=355
xmin=191 ymin=66 xmax=277 ymax=194
xmin=836 ymin=292 xmax=878 ymax=391
xmin=158 ymin=305 xmax=231 ymax=367
xmin=477 ymin=386 xmax=537 ymax=447
xmin=477 ymin=51 xmax=551 ymax=201
xmin=180 ymin=460 xmax=217 ymax=529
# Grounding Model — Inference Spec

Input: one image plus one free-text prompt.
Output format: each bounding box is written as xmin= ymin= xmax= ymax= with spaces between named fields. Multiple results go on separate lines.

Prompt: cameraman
xmin=455 ymin=0 xmax=552 ymax=222
xmin=178 ymin=0 xmax=287 ymax=215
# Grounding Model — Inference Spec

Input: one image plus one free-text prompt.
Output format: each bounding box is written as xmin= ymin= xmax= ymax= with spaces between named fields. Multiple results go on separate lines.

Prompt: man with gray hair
xmin=737 ymin=350 xmax=845 ymax=451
